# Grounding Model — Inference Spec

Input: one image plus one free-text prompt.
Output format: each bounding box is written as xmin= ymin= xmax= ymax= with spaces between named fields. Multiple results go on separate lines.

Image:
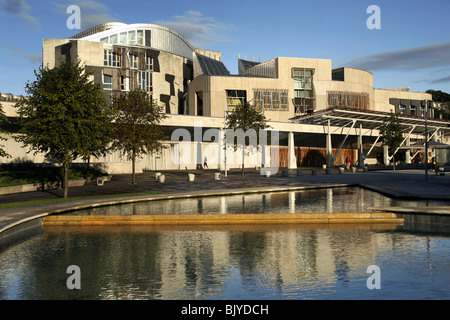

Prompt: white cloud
xmin=344 ymin=42 xmax=450 ymax=72
xmin=12 ymin=48 xmax=42 ymax=65
xmin=154 ymin=10 xmax=231 ymax=48
xmin=0 ymin=0 xmax=39 ymax=28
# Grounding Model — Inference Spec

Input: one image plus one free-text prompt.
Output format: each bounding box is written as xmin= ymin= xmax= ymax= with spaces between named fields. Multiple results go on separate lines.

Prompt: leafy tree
xmin=380 ymin=113 xmax=403 ymax=171
xmin=225 ymin=102 xmax=269 ymax=179
xmin=15 ymin=59 xmax=113 ymax=198
xmin=111 ymin=89 xmax=167 ymax=184
xmin=0 ymin=103 xmax=10 ymax=159
xmin=426 ymin=90 xmax=450 ymax=103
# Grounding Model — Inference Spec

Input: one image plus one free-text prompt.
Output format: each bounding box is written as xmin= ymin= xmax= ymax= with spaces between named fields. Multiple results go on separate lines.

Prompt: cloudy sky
xmin=0 ymin=0 xmax=449 ymax=96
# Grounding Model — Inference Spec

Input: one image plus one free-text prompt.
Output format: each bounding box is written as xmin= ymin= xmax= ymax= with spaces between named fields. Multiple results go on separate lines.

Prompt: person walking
xmin=204 ymin=156 xmax=208 ymax=169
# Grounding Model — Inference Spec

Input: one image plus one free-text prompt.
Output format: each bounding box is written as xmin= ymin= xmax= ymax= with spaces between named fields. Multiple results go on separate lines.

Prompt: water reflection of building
xmin=79 ymin=187 xmax=402 ymax=216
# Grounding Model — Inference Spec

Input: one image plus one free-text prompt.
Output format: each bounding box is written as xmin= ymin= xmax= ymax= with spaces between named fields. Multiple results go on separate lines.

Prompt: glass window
xmin=146 ymin=55 xmax=153 ymax=70
xmin=138 ymin=71 xmax=152 ymax=92
xmin=100 ymin=37 xmax=108 ymax=43
xmin=420 ymin=106 xmax=425 ymax=117
xmin=103 ymin=74 xmax=112 ymax=89
xmin=399 ymin=105 xmax=405 ymax=115
xmin=128 ymin=31 xmax=136 ymax=45
xmin=104 ymin=50 xmax=121 ymax=67
xmin=109 ymin=34 xmax=118 ymax=44
xmin=120 ymin=32 xmax=127 ymax=44
xmin=137 ymin=30 xmax=144 ymax=46
xmin=130 ymin=54 xmax=138 ymax=68
xmin=410 ymin=106 xmax=416 ymax=116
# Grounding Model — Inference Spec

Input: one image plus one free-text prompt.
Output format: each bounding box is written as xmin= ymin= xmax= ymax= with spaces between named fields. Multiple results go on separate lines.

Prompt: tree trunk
xmin=63 ymin=160 xmax=69 ymax=198
xmin=393 ymin=155 xmax=396 ymax=171
xmin=132 ymin=158 xmax=136 ymax=184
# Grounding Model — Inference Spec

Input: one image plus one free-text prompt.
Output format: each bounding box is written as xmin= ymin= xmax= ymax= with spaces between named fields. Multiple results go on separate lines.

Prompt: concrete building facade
xmin=2 ymin=22 xmax=448 ymax=173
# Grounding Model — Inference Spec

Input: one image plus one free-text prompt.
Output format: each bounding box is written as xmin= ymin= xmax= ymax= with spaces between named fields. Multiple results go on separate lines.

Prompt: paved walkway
xmin=1 ymin=168 xmax=450 ymax=238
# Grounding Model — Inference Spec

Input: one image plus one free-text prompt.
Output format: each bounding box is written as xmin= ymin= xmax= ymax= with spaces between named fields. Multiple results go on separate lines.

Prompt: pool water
xmin=1 ymin=187 xmax=450 ymax=300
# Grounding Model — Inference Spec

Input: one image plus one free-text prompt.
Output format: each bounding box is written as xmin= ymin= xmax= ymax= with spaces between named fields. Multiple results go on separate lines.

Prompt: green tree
xmin=0 ymin=103 xmax=10 ymax=159
xmin=15 ymin=59 xmax=112 ymax=198
xmin=111 ymin=89 xmax=167 ymax=184
xmin=380 ymin=113 xmax=403 ymax=171
xmin=225 ymin=102 xmax=269 ymax=179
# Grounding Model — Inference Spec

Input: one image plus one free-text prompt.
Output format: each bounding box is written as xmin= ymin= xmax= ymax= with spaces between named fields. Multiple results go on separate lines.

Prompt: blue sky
xmin=0 ymin=0 xmax=449 ymax=96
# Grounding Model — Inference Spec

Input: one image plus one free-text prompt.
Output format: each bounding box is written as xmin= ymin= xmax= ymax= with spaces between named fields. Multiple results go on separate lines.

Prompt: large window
xmin=226 ymin=90 xmax=246 ymax=111
xmin=104 ymin=49 xmax=121 ymax=67
xmin=327 ymin=91 xmax=370 ymax=110
xmin=129 ymin=54 xmax=138 ymax=68
xmin=399 ymin=105 xmax=405 ymax=115
xmin=103 ymin=74 xmax=112 ymax=90
xmin=293 ymin=68 xmax=313 ymax=98
xmin=253 ymin=89 xmax=288 ymax=111
xmin=138 ymin=71 xmax=152 ymax=92
xmin=146 ymin=55 xmax=153 ymax=70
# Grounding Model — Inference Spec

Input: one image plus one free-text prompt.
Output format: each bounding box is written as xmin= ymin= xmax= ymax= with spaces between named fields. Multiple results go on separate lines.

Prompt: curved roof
xmin=70 ymin=22 xmax=194 ymax=59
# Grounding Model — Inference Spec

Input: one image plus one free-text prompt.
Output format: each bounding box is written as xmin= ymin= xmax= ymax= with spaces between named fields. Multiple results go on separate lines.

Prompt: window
xmin=293 ymin=68 xmax=314 ymax=102
xmin=109 ymin=34 xmax=118 ymax=44
xmin=104 ymin=49 xmax=121 ymax=67
xmin=410 ymin=106 xmax=416 ymax=116
xmin=100 ymin=37 xmax=108 ymax=43
xmin=226 ymin=90 xmax=246 ymax=111
xmin=120 ymin=76 xmax=129 ymax=91
xmin=138 ymin=71 xmax=152 ymax=92
xmin=120 ymin=32 xmax=127 ymax=44
xmin=103 ymin=74 xmax=112 ymax=90
xmin=327 ymin=91 xmax=370 ymax=110
xmin=128 ymin=31 xmax=136 ymax=45
xmin=146 ymin=55 xmax=153 ymax=70
xmin=253 ymin=89 xmax=288 ymax=111
xmin=420 ymin=106 xmax=425 ymax=117
xmin=399 ymin=105 xmax=405 ymax=115
xmin=137 ymin=30 xmax=144 ymax=46
xmin=130 ymin=54 xmax=138 ymax=68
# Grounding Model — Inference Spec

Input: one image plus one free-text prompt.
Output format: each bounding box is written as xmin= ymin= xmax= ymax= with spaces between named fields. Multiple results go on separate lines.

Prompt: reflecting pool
xmin=1 ymin=187 xmax=450 ymax=300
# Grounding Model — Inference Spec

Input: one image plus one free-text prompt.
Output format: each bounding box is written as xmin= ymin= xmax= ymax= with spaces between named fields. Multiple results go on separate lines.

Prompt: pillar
xmin=288 ymin=131 xmax=297 ymax=169
xmin=405 ymin=136 xmax=411 ymax=164
xmin=383 ymin=145 xmax=389 ymax=166
xmin=358 ymin=124 xmax=364 ymax=168
xmin=326 ymin=120 xmax=334 ymax=168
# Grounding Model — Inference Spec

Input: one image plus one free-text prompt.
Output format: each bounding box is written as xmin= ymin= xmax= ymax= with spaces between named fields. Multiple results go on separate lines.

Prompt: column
xmin=326 ymin=120 xmax=333 ymax=168
xmin=288 ymin=131 xmax=297 ymax=169
xmin=405 ymin=136 xmax=411 ymax=164
xmin=383 ymin=145 xmax=389 ymax=166
xmin=358 ymin=124 xmax=364 ymax=168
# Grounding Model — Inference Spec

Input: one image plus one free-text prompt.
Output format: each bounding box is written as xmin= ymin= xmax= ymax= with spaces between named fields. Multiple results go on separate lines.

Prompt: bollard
xmin=188 ymin=173 xmax=195 ymax=181
xmin=155 ymin=172 xmax=161 ymax=179
xmin=214 ymin=172 xmax=221 ymax=180
xmin=266 ymin=172 xmax=271 ymax=178
xmin=158 ymin=175 xmax=165 ymax=183
xmin=339 ymin=167 xmax=345 ymax=174
xmin=352 ymin=167 xmax=357 ymax=173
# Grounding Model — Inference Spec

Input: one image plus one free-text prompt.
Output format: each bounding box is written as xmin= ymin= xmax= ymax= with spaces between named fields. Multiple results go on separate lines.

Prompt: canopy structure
xmin=289 ymin=107 xmax=450 ymax=167
xmin=290 ymin=107 xmax=450 ymax=136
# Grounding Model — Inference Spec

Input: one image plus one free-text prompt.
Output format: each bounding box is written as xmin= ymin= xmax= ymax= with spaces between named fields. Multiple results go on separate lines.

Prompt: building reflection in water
xmin=2 ymin=187 xmax=450 ymax=300
xmin=71 ymin=187 xmax=444 ymax=216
